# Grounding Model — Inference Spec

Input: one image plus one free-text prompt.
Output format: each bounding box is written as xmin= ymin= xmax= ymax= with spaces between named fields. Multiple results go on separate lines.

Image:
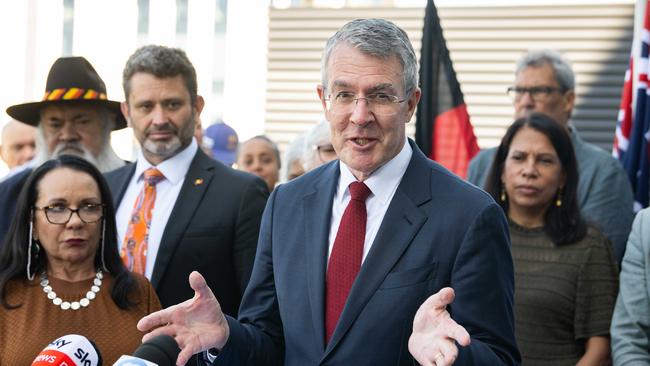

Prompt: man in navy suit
xmin=138 ymin=19 xmax=520 ymax=366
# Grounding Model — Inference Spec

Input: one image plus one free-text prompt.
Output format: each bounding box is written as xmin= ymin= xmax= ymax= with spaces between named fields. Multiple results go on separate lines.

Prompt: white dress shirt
xmin=115 ymin=139 xmax=198 ymax=279
xmin=327 ymin=138 xmax=412 ymax=264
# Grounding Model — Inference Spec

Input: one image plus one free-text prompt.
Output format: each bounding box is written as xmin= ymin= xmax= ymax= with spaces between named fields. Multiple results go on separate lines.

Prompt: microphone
xmin=32 ymin=334 xmax=102 ymax=366
xmin=112 ymin=335 xmax=180 ymax=366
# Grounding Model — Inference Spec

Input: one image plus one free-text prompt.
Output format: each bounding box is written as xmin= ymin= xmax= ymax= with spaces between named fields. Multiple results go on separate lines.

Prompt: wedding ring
xmin=434 ymin=352 xmax=444 ymax=363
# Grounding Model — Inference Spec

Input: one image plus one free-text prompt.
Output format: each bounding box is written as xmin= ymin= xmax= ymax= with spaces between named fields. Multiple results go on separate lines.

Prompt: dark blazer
xmin=216 ymin=140 xmax=520 ymax=365
xmin=0 ymin=169 xmax=32 ymax=247
xmin=105 ymin=149 xmax=268 ymax=314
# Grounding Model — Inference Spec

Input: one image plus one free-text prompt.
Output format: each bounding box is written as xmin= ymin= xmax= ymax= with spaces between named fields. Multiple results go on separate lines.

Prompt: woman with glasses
xmin=0 ymin=155 xmax=161 ymax=364
xmin=484 ymin=112 xmax=618 ymax=365
xmin=302 ymin=119 xmax=338 ymax=173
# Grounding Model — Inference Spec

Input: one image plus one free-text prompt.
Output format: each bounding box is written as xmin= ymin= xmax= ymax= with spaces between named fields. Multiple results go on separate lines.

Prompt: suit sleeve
xmin=451 ymin=202 xmax=520 ymax=365
xmin=215 ymin=188 xmax=284 ymax=366
xmin=611 ymin=209 xmax=650 ymax=364
xmin=233 ymin=176 xmax=269 ymax=296
xmin=466 ymin=149 xmax=492 ymax=188
xmin=580 ymin=159 xmax=633 ymax=263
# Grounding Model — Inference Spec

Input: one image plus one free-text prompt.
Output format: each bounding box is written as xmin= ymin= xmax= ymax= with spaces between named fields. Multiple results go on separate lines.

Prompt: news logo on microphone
xmin=32 ymin=334 xmax=102 ymax=366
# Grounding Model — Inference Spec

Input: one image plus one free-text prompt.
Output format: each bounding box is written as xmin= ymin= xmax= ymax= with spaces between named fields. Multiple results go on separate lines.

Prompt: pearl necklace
xmin=40 ymin=269 xmax=103 ymax=311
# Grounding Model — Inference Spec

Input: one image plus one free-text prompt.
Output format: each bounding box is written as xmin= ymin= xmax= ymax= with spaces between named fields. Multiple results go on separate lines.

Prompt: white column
xmin=222 ymin=0 xmax=271 ymax=140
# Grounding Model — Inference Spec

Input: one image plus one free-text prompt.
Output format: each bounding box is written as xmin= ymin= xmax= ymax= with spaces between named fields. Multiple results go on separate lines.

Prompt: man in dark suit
xmin=137 ymin=19 xmax=520 ymax=366
xmin=105 ymin=45 xmax=268 ymax=320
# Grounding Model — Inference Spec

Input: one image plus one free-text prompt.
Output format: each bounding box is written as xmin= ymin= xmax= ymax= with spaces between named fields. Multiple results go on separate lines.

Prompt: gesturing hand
xmin=137 ymin=271 xmax=230 ymax=365
xmin=408 ymin=287 xmax=471 ymax=366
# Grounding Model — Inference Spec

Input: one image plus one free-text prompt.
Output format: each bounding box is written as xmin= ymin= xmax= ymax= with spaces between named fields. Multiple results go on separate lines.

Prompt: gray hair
xmin=302 ymin=119 xmax=332 ymax=172
xmin=122 ymin=45 xmax=198 ymax=104
xmin=516 ymin=49 xmax=575 ymax=91
xmin=321 ymin=18 xmax=418 ymax=96
xmin=33 ymin=108 xmax=124 ymax=173
xmin=281 ymin=133 xmax=306 ymax=182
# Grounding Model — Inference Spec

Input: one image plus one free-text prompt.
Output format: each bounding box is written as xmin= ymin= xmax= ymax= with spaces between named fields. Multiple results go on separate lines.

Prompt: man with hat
xmin=0 ymin=56 xmax=126 ymax=247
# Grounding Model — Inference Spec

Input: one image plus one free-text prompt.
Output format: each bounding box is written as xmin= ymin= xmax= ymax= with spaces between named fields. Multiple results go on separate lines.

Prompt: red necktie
xmin=325 ymin=181 xmax=372 ymax=342
xmin=120 ymin=168 xmax=165 ymax=274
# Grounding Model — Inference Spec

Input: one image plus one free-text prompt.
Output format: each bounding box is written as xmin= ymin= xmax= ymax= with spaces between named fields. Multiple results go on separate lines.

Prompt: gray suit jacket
xmin=611 ymin=208 xmax=650 ymax=365
xmin=467 ymin=128 xmax=634 ymax=262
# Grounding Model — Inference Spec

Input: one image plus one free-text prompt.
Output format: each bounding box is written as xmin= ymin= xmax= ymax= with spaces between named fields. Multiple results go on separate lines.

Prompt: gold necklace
xmin=40 ymin=269 xmax=103 ymax=310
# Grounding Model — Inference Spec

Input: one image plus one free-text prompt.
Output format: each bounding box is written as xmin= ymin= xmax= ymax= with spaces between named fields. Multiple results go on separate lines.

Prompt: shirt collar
xmin=134 ymin=139 xmax=198 ymax=185
xmin=337 ymin=137 xmax=412 ymax=205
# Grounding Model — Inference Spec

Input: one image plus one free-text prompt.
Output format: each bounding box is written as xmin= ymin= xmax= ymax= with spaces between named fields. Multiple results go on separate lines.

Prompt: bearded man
xmin=0 ymin=56 xmax=126 ymax=247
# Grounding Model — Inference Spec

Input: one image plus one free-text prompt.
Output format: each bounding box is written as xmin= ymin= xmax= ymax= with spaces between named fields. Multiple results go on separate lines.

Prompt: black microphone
xmin=112 ymin=335 xmax=180 ymax=366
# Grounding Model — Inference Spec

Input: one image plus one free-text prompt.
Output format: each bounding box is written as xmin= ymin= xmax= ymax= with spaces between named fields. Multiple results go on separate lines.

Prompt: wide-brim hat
xmin=6 ymin=56 xmax=126 ymax=130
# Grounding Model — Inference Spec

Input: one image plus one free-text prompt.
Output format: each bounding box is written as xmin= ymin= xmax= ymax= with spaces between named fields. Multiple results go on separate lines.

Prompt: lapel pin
xmin=194 ymin=178 xmax=204 ymax=186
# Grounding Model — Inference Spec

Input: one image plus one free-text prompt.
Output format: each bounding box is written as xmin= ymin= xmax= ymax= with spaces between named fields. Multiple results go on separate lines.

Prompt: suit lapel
xmin=304 ymin=163 xmax=339 ymax=353
xmin=150 ymin=150 xmax=215 ymax=288
xmin=108 ymin=163 xmax=137 ymax=207
xmin=323 ymin=143 xmax=432 ymax=358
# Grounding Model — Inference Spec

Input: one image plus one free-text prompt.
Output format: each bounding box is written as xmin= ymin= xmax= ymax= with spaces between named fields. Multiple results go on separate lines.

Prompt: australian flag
xmin=613 ymin=0 xmax=650 ymax=212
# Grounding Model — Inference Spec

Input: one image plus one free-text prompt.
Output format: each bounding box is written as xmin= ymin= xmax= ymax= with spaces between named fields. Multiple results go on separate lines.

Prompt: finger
xmin=442 ymin=317 xmax=471 ymax=347
xmin=140 ymin=323 xmax=175 ymax=343
xmin=176 ymin=347 xmax=193 ymax=366
xmin=137 ymin=306 xmax=176 ymax=332
xmin=172 ymin=334 xmax=202 ymax=366
xmin=437 ymin=338 xmax=459 ymax=365
xmin=433 ymin=351 xmax=445 ymax=366
xmin=189 ymin=271 xmax=210 ymax=297
xmin=421 ymin=287 xmax=455 ymax=312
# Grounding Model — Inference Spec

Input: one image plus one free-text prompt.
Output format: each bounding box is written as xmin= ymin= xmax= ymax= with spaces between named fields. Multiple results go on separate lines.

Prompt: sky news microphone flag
xmin=415 ymin=0 xmax=479 ymax=178
xmin=613 ymin=0 xmax=650 ymax=211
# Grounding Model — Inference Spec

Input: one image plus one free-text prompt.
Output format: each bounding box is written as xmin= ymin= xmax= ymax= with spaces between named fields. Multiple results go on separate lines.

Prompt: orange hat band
xmin=43 ymin=88 xmax=107 ymax=102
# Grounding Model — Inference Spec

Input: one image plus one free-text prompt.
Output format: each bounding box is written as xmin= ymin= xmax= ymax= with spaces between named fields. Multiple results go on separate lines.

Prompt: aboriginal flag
xmin=415 ymin=0 xmax=479 ymax=178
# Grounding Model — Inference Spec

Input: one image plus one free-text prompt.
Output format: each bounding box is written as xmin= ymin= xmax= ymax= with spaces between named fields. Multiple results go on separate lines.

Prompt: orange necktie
xmin=120 ymin=168 xmax=165 ymax=274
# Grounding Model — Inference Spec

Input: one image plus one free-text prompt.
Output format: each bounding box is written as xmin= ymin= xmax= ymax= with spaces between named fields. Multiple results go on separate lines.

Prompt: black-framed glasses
xmin=507 ymin=86 xmax=566 ymax=102
xmin=324 ymin=91 xmax=407 ymax=116
xmin=33 ymin=203 xmax=105 ymax=225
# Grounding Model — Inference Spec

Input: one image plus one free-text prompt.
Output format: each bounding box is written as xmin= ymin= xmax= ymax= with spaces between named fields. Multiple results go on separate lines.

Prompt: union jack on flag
xmin=613 ymin=0 xmax=650 ymax=212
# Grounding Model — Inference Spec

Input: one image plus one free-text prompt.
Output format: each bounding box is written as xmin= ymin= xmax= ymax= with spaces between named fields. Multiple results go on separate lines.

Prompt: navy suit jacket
xmin=0 ymin=169 xmax=32 ymax=247
xmin=215 ymin=140 xmax=520 ymax=365
xmin=105 ymin=149 xmax=268 ymax=314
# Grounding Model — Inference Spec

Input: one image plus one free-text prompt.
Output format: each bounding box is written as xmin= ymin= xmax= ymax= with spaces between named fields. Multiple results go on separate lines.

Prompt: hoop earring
xmin=556 ymin=188 xmax=563 ymax=207
xmin=500 ymin=184 xmax=506 ymax=202
xmin=27 ymin=220 xmax=35 ymax=281
xmin=101 ymin=219 xmax=108 ymax=272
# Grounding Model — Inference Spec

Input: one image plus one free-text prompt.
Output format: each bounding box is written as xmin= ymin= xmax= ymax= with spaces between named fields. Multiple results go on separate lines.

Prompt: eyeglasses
xmin=34 ymin=203 xmax=105 ymax=225
xmin=315 ymin=143 xmax=337 ymax=162
xmin=324 ymin=91 xmax=407 ymax=116
xmin=507 ymin=86 xmax=566 ymax=102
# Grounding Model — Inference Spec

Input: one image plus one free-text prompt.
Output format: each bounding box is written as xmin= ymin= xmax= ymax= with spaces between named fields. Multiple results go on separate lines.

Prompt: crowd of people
xmin=0 ymin=16 xmax=648 ymax=366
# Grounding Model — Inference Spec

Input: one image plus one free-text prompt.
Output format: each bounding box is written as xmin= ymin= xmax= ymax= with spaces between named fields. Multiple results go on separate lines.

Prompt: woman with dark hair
xmin=484 ymin=112 xmax=618 ymax=365
xmin=236 ymin=135 xmax=281 ymax=192
xmin=0 ymin=155 xmax=160 ymax=364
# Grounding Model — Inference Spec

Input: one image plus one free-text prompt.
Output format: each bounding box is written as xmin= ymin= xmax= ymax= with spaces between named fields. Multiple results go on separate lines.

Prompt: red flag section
xmin=415 ymin=0 xmax=479 ymax=178
xmin=433 ymin=104 xmax=480 ymax=177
